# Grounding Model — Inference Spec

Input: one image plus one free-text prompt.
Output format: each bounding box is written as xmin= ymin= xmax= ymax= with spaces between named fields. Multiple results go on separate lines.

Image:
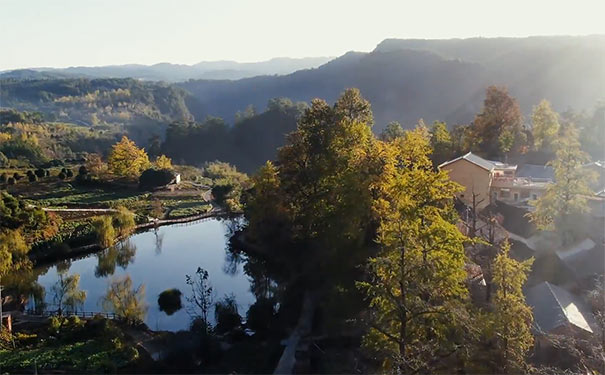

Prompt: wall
xmin=442 ymin=159 xmax=492 ymax=209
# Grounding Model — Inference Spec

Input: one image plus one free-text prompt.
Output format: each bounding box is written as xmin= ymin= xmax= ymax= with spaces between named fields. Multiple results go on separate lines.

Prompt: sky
xmin=1 ymin=0 xmax=604 ymax=70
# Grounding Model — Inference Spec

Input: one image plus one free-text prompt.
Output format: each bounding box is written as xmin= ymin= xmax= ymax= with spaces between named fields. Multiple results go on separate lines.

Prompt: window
xmin=514 ymin=193 xmax=519 ymax=201
xmin=532 ymin=194 xmax=538 ymax=200
xmin=500 ymin=189 xmax=511 ymax=198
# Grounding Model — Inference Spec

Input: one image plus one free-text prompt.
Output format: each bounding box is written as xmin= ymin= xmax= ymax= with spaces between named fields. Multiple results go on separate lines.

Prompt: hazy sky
xmin=2 ymin=0 xmax=604 ymax=70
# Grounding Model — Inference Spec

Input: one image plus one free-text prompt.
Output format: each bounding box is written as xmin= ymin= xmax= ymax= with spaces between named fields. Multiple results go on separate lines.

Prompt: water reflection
xmin=20 ymin=218 xmax=258 ymax=331
xmin=95 ymin=240 xmax=137 ymax=277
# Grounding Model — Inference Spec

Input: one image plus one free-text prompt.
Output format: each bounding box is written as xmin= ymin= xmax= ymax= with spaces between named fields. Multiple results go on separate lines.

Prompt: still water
xmin=30 ymin=218 xmax=255 ymax=332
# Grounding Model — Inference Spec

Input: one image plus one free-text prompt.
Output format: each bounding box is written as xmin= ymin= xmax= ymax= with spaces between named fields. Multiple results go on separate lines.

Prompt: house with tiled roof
xmin=525 ymin=281 xmax=597 ymax=338
xmin=439 ymin=152 xmax=551 ymax=209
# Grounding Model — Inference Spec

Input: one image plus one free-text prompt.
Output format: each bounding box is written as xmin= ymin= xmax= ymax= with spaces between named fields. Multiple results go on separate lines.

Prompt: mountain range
xmin=0 ymin=57 xmax=334 ymax=82
xmin=2 ymin=36 xmax=604 ymax=131
xmin=179 ymin=35 xmax=605 ymax=128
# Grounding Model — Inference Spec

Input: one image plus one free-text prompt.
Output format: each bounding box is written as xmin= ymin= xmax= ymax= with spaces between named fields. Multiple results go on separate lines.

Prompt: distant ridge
xmin=0 ymin=56 xmax=335 ymax=82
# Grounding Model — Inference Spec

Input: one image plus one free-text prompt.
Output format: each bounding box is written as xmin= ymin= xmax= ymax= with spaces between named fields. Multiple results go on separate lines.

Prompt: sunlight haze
xmin=1 ymin=0 xmax=604 ymax=70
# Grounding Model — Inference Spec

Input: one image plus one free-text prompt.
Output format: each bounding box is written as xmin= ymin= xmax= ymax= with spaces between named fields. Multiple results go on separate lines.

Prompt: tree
xmin=108 ymin=136 xmax=151 ymax=178
xmin=51 ymin=270 xmax=86 ymax=314
xmin=380 ymin=121 xmax=405 ymax=141
xmin=84 ymin=153 xmax=107 ymax=177
xmin=579 ymin=103 xmax=605 ymax=160
xmin=154 ymin=155 xmax=173 ymax=170
xmin=147 ymin=134 xmax=162 ymax=158
xmin=357 ymin=128 xmax=470 ymax=373
xmin=186 ymin=267 xmax=214 ymax=333
xmin=0 ymin=230 xmax=29 ymax=329
xmin=267 ymin=89 xmax=376 ymax=283
xmin=531 ymin=99 xmax=560 ymax=153
xmin=101 ymin=275 xmax=148 ymax=325
xmin=472 ymin=86 xmax=525 ymax=159
xmin=489 ymin=240 xmax=534 ymax=373
xmin=430 ymin=121 xmax=453 ymax=165
xmin=529 ymin=125 xmax=596 ymax=245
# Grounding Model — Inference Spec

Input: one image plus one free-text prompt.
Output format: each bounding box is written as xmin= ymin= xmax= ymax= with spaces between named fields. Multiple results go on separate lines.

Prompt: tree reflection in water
xmin=4 ymin=266 xmax=49 ymax=313
xmin=95 ymin=240 xmax=137 ymax=278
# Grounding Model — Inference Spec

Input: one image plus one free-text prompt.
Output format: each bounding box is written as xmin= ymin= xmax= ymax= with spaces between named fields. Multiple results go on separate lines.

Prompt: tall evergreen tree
xmin=530 ymin=125 xmax=596 ymax=244
xmin=430 ymin=120 xmax=453 ymax=165
xmin=531 ymin=99 xmax=560 ymax=153
xmin=357 ymin=127 xmax=470 ymax=373
xmin=490 ymin=240 xmax=534 ymax=373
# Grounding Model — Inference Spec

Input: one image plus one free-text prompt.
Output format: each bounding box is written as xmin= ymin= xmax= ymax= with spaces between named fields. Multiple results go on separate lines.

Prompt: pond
xmin=27 ymin=218 xmax=257 ymax=332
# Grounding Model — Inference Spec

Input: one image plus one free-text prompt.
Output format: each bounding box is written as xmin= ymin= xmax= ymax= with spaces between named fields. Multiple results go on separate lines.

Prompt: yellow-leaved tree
xmin=108 ymin=136 xmax=151 ymax=178
xmin=154 ymin=155 xmax=173 ymax=170
xmin=490 ymin=240 xmax=534 ymax=373
xmin=357 ymin=126 xmax=471 ymax=373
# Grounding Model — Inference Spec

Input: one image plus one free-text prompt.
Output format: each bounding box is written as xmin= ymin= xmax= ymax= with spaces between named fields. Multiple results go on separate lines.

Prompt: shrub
xmin=13 ymin=172 xmax=22 ymax=180
xmin=0 ymin=173 xmax=7 ymax=183
xmin=58 ymin=171 xmax=67 ymax=180
xmin=138 ymin=168 xmax=174 ymax=190
xmin=28 ymin=173 xmax=37 ymax=182
xmin=7 ymin=177 xmax=15 ymax=185
xmin=35 ymin=168 xmax=46 ymax=178
xmin=78 ymin=165 xmax=88 ymax=175
xmin=66 ymin=169 xmax=74 ymax=178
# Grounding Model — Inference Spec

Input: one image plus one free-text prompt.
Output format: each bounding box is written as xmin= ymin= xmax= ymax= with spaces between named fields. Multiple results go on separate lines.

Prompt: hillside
xmin=180 ymin=35 xmax=605 ymax=128
xmin=0 ymin=78 xmax=197 ymax=144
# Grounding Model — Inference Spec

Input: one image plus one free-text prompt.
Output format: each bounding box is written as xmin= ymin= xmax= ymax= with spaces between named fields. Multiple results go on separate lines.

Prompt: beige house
xmin=439 ymin=152 xmax=551 ymax=209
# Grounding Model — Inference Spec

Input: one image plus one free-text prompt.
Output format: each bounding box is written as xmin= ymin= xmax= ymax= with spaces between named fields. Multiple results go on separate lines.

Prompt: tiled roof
xmin=525 ymin=282 xmax=596 ymax=334
xmin=516 ymin=164 xmax=555 ymax=181
xmin=438 ymin=152 xmax=496 ymax=171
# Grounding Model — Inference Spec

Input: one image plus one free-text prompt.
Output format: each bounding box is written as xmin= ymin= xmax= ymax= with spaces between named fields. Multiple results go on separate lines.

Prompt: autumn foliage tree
xmin=245 ymin=88 xmax=378 ymax=285
xmin=489 ymin=240 xmax=534 ymax=373
xmin=430 ymin=120 xmax=454 ymax=165
xmin=530 ymin=125 xmax=596 ymax=245
xmin=357 ymin=127 xmax=471 ymax=373
xmin=472 ymin=86 xmax=526 ymax=159
xmin=531 ymin=99 xmax=560 ymax=153
xmin=154 ymin=154 xmax=173 ymax=170
xmin=108 ymin=136 xmax=151 ymax=178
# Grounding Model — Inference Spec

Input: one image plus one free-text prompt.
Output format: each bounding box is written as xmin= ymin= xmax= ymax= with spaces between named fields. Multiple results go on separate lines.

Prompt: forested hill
xmin=0 ymin=78 xmax=197 ymax=144
xmin=179 ymin=35 xmax=605 ymax=129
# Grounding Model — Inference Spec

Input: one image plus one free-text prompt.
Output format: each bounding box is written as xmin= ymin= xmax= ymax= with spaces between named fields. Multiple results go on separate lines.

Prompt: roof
xmin=525 ymin=282 xmax=597 ymax=334
xmin=438 ymin=152 xmax=496 ymax=171
xmin=516 ymin=164 xmax=555 ymax=181
xmin=583 ymin=161 xmax=605 ymax=170
xmin=560 ymin=244 xmax=605 ymax=281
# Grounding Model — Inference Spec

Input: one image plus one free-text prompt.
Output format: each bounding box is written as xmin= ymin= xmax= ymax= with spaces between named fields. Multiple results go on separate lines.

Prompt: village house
xmin=438 ymin=152 xmax=551 ymax=209
xmin=525 ymin=281 xmax=597 ymax=339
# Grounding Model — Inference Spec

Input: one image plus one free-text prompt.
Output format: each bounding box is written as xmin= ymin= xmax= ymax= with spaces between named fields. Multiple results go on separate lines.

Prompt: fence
xmin=25 ymin=309 xmax=117 ymax=320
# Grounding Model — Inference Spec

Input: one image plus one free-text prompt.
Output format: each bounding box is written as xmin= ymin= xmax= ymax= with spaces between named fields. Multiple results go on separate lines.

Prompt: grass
xmin=0 ymin=339 xmax=135 ymax=373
